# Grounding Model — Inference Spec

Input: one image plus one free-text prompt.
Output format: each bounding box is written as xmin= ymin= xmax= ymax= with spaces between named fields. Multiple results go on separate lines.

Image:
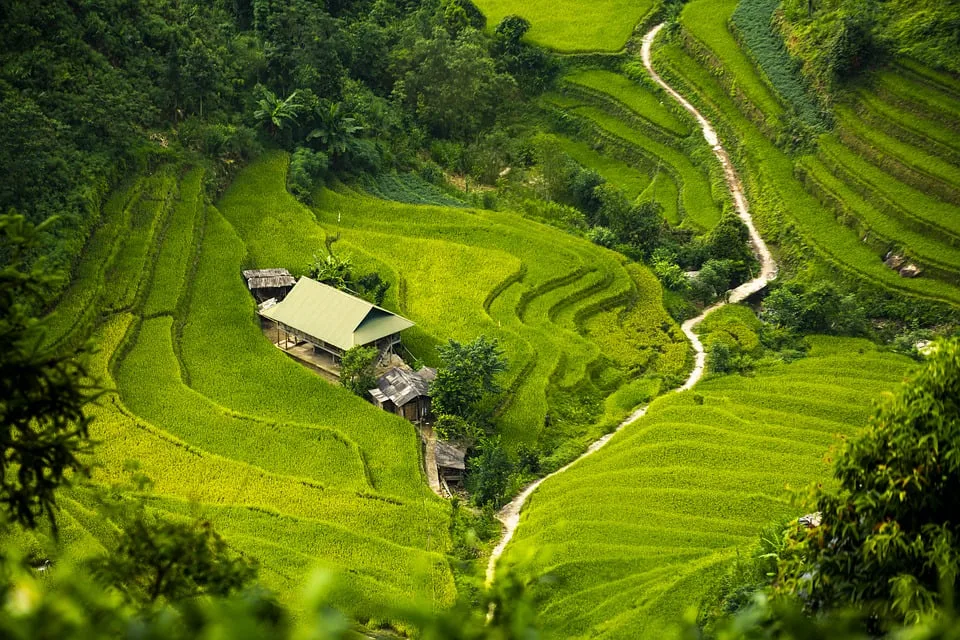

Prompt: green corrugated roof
xmin=259 ymin=277 xmax=413 ymax=350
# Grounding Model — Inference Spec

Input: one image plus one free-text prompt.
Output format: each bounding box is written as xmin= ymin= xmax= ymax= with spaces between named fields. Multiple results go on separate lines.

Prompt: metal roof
xmin=369 ymin=367 xmax=433 ymax=407
xmin=259 ymin=277 xmax=413 ymax=351
xmin=435 ymin=441 xmax=466 ymax=470
xmin=243 ymin=268 xmax=295 ymax=290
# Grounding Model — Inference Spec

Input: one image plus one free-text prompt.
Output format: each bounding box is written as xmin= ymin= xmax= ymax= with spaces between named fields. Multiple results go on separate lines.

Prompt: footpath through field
xmin=485 ymin=22 xmax=779 ymax=586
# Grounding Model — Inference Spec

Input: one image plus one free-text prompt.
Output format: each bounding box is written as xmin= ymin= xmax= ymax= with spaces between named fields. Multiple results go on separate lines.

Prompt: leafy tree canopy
xmin=431 ymin=336 xmax=508 ymax=421
xmin=777 ymin=339 xmax=960 ymax=628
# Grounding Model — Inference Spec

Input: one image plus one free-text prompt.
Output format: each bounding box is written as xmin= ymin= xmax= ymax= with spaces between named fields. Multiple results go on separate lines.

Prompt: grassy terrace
xmin=472 ymin=0 xmax=656 ymax=53
xmin=565 ymin=70 xmax=693 ymax=137
xmin=501 ymin=337 xmax=914 ymax=639
xmin=543 ymin=93 xmax=722 ymax=231
xmin=680 ymin=0 xmax=784 ymax=128
xmin=658 ymin=32 xmax=960 ymax=305
xmin=42 ymin=164 xmax=457 ymax=621
xmin=817 ymin=136 xmax=960 ymax=243
xmin=797 ymin=155 xmax=960 ymax=281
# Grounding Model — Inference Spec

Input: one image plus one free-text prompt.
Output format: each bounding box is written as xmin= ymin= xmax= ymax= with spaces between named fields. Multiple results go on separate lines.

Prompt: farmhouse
xmin=258 ymin=277 xmax=414 ymax=363
xmin=243 ymin=268 xmax=296 ymax=302
xmin=369 ymin=366 xmax=436 ymax=422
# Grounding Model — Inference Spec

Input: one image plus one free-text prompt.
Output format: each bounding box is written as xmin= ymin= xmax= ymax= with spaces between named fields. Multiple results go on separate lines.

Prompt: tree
xmin=776 ymin=339 xmax=960 ymax=628
xmin=340 ymin=345 xmax=379 ymax=397
xmin=91 ymin=504 xmax=258 ymax=607
xmin=253 ymin=86 xmax=302 ymax=136
xmin=466 ymin=436 xmax=513 ymax=507
xmin=434 ymin=414 xmax=483 ymax=446
xmin=0 ymin=214 xmax=95 ymax=531
xmin=306 ymin=101 xmax=363 ymax=162
xmin=431 ymin=336 xmax=508 ymax=420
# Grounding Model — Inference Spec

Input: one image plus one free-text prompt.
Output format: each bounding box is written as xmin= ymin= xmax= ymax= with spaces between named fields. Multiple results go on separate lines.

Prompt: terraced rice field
xmin=39 ymin=166 xmax=456 ymax=621
xmin=472 ymin=0 xmax=657 ymax=53
xmin=673 ymin=0 xmax=960 ymax=301
xmin=545 ymin=68 xmax=723 ymax=231
xmin=499 ymin=337 xmax=914 ymax=638
xmin=39 ymin=149 xmax=689 ymax=616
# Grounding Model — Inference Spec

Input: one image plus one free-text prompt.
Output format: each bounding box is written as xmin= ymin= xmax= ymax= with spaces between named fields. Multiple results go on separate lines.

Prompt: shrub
xmin=339 ymin=346 xmax=379 ymax=398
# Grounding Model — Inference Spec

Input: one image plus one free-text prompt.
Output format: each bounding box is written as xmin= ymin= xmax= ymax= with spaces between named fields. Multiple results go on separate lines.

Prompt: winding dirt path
xmin=484 ymin=23 xmax=778 ymax=586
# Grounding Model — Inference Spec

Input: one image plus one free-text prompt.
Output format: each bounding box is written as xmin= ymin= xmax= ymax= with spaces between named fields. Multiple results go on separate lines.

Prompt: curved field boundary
xmin=485 ymin=22 xmax=778 ymax=586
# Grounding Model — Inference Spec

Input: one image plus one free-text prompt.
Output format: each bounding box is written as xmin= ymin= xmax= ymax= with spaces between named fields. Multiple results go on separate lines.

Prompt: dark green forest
xmin=0 ymin=0 xmax=553 ymax=303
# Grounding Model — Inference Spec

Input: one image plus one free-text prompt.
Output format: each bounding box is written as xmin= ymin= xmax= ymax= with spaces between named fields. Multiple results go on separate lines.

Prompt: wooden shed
xmin=243 ymin=268 xmax=296 ymax=303
xmin=435 ymin=440 xmax=466 ymax=488
xmin=369 ymin=366 xmax=436 ymax=422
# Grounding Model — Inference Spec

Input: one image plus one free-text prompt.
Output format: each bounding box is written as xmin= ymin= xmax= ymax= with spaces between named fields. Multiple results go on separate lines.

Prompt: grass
xmin=835 ymin=104 xmax=960 ymax=195
xmin=472 ymin=0 xmax=656 ymax=53
xmin=142 ymin=168 xmax=204 ymax=317
xmin=797 ymin=154 xmax=960 ymax=279
xmin=553 ymin=135 xmax=655 ymax=202
xmin=816 ymin=136 xmax=960 ymax=243
xmin=499 ymin=337 xmax=914 ymax=638
xmin=564 ymin=70 xmax=693 ymax=137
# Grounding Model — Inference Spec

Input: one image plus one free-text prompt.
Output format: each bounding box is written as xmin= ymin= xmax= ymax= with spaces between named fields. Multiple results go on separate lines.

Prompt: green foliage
xmin=339 ymin=346 xmax=379 ymax=398
xmin=394 ymin=27 xmax=515 ymax=141
xmin=466 ymin=436 xmax=513 ymax=508
xmin=731 ymin=0 xmax=824 ymax=129
xmin=0 ymin=214 xmax=95 ymax=530
xmin=91 ymin=500 xmax=257 ymax=607
xmin=432 ymin=336 xmax=508 ymax=421
xmin=762 ymin=281 xmax=867 ymax=336
xmin=435 ymin=414 xmax=483 ymax=446
xmin=254 ymin=87 xmax=303 ymax=136
xmin=288 ymin=147 xmax=329 ymax=202
xmin=776 ymin=339 xmax=960 ymax=627
xmin=309 ymin=252 xmax=354 ymax=289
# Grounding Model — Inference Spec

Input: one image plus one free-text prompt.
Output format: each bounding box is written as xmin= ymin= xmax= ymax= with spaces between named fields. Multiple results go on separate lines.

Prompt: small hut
xmin=243 ymin=268 xmax=296 ymax=303
xmin=435 ymin=441 xmax=466 ymax=488
xmin=369 ymin=366 xmax=436 ymax=422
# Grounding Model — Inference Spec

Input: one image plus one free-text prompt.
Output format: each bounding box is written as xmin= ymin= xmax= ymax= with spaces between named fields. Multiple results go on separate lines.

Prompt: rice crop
xmin=472 ymin=0 xmax=657 ymax=53
xmin=499 ymin=337 xmax=914 ymax=639
xmin=564 ymin=70 xmax=693 ymax=137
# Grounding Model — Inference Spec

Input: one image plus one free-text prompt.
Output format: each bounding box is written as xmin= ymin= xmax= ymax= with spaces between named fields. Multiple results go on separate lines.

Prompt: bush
xmin=339 ymin=346 xmax=379 ymax=398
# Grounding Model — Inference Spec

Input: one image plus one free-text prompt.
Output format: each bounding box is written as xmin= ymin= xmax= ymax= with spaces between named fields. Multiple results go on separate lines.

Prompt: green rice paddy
xmin=500 ymin=337 xmax=914 ymax=638
xmin=472 ymin=0 xmax=656 ymax=53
